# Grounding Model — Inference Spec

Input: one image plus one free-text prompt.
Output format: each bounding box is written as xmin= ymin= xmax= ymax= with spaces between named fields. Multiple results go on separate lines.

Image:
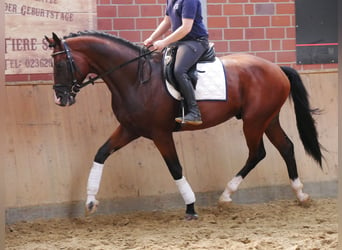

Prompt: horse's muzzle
xmin=54 ymin=92 xmax=76 ymax=106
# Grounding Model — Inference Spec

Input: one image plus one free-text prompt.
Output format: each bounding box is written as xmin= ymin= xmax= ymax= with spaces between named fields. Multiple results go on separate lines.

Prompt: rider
xmin=144 ymin=0 xmax=209 ymax=125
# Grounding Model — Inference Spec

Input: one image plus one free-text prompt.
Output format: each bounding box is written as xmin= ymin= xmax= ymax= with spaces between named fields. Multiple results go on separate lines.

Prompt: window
xmin=295 ymin=0 xmax=338 ymax=64
xmin=200 ymin=0 xmax=207 ymax=27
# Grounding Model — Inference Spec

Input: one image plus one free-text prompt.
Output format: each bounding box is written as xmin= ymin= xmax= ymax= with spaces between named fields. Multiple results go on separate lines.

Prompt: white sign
xmin=5 ymin=0 xmax=96 ymax=75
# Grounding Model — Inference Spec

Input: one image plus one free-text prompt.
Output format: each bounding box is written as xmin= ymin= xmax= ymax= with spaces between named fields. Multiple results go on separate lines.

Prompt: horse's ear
xmin=44 ymin=35 xmax=55 ymax=48
xmin=52 ymin=32 xmax=62 ymax=46
xmin=44 ymin=33 xmax=61 ymax=48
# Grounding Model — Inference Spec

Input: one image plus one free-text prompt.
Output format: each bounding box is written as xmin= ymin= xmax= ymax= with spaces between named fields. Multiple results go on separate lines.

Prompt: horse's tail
xmin=280 ymin=66 xmax=323 ymax=168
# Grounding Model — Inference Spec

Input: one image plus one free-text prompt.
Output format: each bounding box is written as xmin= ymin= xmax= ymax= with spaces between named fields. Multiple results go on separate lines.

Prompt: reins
xmin=52 ymin=41 xmax=157 ymax=94
xmin=81 ymin=45 xmax=157 ymax=88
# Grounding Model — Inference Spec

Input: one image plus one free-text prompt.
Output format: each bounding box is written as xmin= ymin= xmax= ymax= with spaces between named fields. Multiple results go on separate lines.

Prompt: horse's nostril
xmin=54 ymin=93 xmax=62 ymax=105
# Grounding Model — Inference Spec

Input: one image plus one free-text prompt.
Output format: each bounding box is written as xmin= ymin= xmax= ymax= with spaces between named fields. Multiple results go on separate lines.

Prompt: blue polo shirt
xmin=166 ymin=0 xmax=208 ymax=40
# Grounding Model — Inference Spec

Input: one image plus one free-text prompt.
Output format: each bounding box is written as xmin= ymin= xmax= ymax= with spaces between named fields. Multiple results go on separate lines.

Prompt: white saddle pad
xmin=166 ymin=57 xmax=227 ymax=101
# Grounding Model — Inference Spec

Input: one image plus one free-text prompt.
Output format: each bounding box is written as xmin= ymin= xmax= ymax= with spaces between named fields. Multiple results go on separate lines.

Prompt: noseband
xmin=51 ymin=40 xmax=156 ymax=96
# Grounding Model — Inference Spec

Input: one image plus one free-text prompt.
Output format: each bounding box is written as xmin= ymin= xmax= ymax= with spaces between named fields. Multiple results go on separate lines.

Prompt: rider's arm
xmin=144 ymin=16 xmax=171 ymax=46
xmin=153 ymin=18 xmax=194 ymax=50
xmin=163 ymin=18 xmax=193 ymax=44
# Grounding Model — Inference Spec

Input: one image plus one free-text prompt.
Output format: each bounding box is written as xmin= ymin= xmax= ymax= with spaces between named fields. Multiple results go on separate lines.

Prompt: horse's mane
xmin=63 ymin=30 xmax=149 ymax=53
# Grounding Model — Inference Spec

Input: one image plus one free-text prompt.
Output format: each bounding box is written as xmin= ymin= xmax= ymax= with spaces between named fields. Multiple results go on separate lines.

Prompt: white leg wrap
xmin=219 ymin=176 xmax=243 ymax=202
xmin=175 ymin=176 xmax=196 ymax=205
xmin=86 ymin=162 xmax=104 ymax=204
xmin=291 ymin=178 xmax=309 ymax=202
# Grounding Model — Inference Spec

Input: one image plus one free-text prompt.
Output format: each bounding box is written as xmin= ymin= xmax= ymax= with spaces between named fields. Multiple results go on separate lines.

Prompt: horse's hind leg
xmin=219 ymin=121 xmax=266 ymax=205
xmin=265 ymin=116 xmax=310 ymax=205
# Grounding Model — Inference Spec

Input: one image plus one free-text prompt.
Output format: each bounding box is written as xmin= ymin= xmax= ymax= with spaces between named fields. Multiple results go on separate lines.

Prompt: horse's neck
xmin=89 ymin=43 xmax=138 ymax=74
xmin=77 ymin=38 xmax=162 ymax=103
xmin=93 ymin=44 xmax=142 ymax=96
xmin=82 ymin=40 xmax=138 ymax=84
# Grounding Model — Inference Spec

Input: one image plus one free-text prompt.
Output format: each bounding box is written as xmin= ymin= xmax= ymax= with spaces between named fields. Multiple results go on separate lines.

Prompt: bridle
xmin=51 ymin=41 xmax=84 ymax=96
xmin=51 ymin=40 xmax=156 ymax=96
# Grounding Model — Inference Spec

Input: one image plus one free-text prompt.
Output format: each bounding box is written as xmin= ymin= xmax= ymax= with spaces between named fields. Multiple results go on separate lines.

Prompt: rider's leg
xmin=175 ymin=74 xmax=202 ymax=124
xmin=174 ymin=41 xmax=207 ymax=125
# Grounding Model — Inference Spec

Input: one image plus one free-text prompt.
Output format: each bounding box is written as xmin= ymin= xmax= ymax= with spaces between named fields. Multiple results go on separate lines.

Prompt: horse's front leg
xmin=86 ymin=125 xmax=139 ymax=215
xmin=153 ymin=134 xmax=198 ymax=220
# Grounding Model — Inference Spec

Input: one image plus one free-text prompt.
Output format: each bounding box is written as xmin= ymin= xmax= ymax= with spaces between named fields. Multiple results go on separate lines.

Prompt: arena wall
xmin=4 ymin=0 xmax=338 ymax=223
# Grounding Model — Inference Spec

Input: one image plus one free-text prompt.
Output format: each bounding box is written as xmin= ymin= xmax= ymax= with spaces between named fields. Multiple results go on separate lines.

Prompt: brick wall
xmin=5 ymin=0 xmax=337 ymax=83
xmin=96 ymin=0 xmax=337 ymax=71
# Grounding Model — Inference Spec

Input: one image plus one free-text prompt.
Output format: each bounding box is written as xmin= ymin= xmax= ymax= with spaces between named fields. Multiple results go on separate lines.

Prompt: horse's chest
xmin=115 ymin=109 xmax=147 ymax=129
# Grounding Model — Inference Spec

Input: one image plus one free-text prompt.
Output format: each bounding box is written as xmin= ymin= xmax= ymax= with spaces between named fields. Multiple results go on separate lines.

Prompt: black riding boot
xmin=175 ymin=75 xmax=202 ymax=125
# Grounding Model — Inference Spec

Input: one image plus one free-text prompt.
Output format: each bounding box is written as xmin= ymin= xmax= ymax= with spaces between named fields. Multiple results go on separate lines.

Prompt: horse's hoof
xmin=299 ymin=195 xmax=311 ymax=208
xmin=218 ymin=199 xmax=232 ymax=211
xmin=184 ymin=213 xmax=199 ymax=221
xmin=85 ymin=200 xmax=99 ymax=216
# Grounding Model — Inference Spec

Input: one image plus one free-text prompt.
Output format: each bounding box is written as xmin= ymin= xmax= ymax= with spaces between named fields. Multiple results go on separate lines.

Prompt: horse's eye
xmin=55 ymin=61 xmax=64 ymax=69
xmin=55 ymin=61 xmax=68 ymax=73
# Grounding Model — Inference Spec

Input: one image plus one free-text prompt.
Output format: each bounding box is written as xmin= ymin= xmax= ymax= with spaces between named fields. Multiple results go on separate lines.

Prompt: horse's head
xmin=45 ymin=33 xmax=88 ymax=106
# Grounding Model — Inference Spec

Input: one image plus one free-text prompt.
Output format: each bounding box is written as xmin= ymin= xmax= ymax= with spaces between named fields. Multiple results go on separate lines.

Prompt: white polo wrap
xmin=86 ymin=162 xmax=104 ymax=204
xmin=175 ymin=176 xmax=196 ymax=205
xmin=291 ymin=178 xmax=309 ymax=202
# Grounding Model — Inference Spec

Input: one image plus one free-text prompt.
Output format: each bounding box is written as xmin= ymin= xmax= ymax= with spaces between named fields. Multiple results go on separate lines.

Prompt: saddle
xmin=163 ymin=43 xmax=216 ymax=90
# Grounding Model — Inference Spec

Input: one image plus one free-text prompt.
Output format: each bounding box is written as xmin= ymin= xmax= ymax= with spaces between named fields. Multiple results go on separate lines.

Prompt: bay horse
xmin=45 ymin=31 xmax=322 ymax=220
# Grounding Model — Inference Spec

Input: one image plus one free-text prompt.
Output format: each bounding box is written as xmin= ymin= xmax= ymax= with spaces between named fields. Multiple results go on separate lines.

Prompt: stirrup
xmin=175 ymin=98 xmax=202 ymax=125
xmin=175 ymin=114 xmax=203 ymax=125
xmin=175 ymin=117 xmax=203 ymax=125
xmin=175 ymin=98 xmax=186 ymax=124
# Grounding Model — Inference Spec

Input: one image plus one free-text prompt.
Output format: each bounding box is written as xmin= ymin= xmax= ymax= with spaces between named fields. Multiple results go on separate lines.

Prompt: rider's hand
xmin=144 ymin=37 xmax=153 ymax=47
xmin=153 ymin=40 xmax=167 ymax=51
